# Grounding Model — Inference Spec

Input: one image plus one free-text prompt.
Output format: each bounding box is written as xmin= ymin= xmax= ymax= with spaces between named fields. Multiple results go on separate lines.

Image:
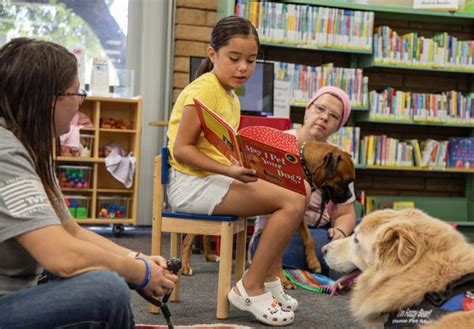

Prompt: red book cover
xmin=194 ymin=98 xmax=306 ymax=195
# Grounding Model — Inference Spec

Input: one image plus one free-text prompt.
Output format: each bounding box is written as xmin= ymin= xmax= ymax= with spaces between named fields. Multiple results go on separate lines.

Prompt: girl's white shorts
xmin=166 ymin=167 xmax=233 ymax=215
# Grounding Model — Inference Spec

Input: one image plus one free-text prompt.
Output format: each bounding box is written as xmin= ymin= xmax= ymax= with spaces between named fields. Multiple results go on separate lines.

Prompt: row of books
xmin=235 ymin=0 xmax=374 ymax=50
xmin=373 ymin=26 xmax=474 ymax=70
xmin=273 ymin=62 xmax=369 ymax=107
xmin=369 ymin=87 xmax=474 ymax=124
xmin=360 ymin=136 xmax=449 ymax=168
xmin=329 ymin=129 xmax=474 ymax=170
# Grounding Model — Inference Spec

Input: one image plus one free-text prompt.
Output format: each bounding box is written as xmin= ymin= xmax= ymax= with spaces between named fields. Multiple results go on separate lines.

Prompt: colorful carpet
xmin=283 ymin=269 xmax=336 ymax=294
xmin=136 ymin=324 xmax=252 ymax=329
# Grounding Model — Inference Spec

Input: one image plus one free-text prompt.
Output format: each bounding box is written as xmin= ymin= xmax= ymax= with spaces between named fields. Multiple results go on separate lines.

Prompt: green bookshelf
xmin=357 ymin=56 xmax=474 ymax=74
xmin=219 ymin=0 xmax=474 ymax=236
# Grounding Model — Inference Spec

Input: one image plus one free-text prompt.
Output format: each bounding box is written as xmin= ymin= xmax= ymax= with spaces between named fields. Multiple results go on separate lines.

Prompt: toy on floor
xmin=283 ymin=269 xmax=336 ymax=294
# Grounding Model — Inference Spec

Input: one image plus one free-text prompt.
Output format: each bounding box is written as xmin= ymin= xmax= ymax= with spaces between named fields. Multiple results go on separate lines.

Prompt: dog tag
xmin=462 ymin=291 xmax=474 ymax=311
xmin=386 ymin=301 xmax=446 ymax=328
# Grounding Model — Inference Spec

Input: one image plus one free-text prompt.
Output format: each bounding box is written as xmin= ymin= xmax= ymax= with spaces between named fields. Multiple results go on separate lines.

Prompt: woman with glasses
xmin=0 ymin=38 xmax=177 ymax=329
xmin=249 ymin=86 xmax=357 ymax=278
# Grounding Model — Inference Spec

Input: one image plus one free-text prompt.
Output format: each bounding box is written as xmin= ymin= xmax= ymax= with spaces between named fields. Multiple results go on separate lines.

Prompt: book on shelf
xmin=448 ymin=137 xmax=474 ymax=169
xmin=194 ymin=98 xmax=306 ymax=195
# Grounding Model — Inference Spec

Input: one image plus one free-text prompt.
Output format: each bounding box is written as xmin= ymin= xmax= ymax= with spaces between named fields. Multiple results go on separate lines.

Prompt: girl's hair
xmin=195 ymin=15 xmax=260 ymax=78
xmin=0 ymin=38 xmax=77 ymax=219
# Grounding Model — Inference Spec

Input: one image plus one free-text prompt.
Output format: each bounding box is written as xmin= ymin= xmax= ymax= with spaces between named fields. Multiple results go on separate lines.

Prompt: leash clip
xmin=425 ymin=291 xmax=447 ymax=307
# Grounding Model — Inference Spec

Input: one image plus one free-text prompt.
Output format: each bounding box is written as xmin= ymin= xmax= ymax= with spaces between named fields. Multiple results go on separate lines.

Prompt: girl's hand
xmin=226 ymin=165 xmax=258 ymax=183
xmin=328 ymin=227 xmax=346 ymax=241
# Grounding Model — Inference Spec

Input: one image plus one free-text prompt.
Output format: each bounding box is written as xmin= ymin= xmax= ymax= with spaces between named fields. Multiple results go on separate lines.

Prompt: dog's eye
xmin=353 ymin=235 xmax=359 ymax=244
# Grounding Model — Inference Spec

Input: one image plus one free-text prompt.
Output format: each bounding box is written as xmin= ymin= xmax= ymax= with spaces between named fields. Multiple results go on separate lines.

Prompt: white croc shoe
xmin=264 ymin=277 xmax=299 ymax=311
xmin=228 ymin=279 xmax=294 ymax=326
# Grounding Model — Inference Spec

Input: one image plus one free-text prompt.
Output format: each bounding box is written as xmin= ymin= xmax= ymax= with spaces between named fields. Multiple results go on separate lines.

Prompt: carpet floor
xmin=95 ymin=225 xmax=362 ymax=328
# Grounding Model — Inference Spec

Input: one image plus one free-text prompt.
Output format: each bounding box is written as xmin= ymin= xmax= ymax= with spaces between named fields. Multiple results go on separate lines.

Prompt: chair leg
xmin=149 ymin=219 xmax=163 ymax=314
xmin=216 ymin=222 xmax=233 ymax=319
xmin=170 ymin=233 xmax=182 ymax=302
xmin=235 ymin=219 xmax=247 ymax=282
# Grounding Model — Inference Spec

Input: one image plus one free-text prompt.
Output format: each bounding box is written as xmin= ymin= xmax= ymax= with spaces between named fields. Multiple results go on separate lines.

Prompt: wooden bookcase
xmin=218 ymin=0 xmax=474 ymax=240
xmin=54 ymin=96 xmax=142 ymax=236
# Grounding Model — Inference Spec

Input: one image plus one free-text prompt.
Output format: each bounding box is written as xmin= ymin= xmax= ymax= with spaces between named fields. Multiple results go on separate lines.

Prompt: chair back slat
xmin=161 ymin=146 xmax=169 ymax=185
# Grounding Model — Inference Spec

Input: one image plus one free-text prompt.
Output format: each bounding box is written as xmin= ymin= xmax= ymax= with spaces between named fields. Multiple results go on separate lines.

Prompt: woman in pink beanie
xmin=250 ymin=86 xmax=357 ymax=278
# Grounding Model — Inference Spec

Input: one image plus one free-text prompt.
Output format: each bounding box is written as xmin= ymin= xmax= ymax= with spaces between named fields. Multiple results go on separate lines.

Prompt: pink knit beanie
xmin=305 ymin=86 xmax=351 ymax=129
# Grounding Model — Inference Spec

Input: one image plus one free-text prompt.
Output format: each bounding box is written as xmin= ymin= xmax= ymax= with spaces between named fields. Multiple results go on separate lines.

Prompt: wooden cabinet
xmin=55 ymin=96 xmax=142 ymax=236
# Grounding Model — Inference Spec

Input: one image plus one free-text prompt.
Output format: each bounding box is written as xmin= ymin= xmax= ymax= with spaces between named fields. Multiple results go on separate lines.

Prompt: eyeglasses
xmin=56 ymin=88 xmax=87 ymax=104
xmin=309 ymin=104 xmax=342 ymax=124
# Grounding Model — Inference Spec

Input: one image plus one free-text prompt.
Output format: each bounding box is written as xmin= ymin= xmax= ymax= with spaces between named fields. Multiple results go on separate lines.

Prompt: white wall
xmin=127 ymin=0 xmax=175 ymax=225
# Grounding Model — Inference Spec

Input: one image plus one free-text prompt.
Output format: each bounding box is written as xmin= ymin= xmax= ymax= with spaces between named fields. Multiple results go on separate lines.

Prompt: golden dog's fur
xmin=181 ymin=141 xmax=356 ymax=285
xmin=323 ymin=208 xmax=474 ymax=328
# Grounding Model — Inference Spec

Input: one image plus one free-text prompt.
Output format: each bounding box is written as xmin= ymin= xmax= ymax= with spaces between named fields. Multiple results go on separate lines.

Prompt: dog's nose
xmin=322 ymin=245 xmax=328 ymax=256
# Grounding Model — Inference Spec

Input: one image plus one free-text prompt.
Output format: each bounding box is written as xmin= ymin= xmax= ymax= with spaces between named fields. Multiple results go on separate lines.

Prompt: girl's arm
xmin=328 ymin=202 xmax=356 ymax=240
xmin=173 ymin=105 xmax=257 ymax=183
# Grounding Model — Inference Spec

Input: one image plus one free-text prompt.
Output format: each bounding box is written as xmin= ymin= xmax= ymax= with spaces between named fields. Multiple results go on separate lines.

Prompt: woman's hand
xmin=226 ymin=165 xmax=258 ymax=183
xmin=139 ymin=258 xmax=178 ymax=297
xmin=327 ymin=227 xmax=346 ymax=241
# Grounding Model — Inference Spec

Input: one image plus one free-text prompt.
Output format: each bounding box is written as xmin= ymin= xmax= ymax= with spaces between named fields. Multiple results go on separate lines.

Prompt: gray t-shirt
xmin=0 ymin=119 xmax=67 ymax=295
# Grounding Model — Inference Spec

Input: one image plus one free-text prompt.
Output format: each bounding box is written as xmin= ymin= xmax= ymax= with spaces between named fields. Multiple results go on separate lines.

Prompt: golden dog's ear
xmin=375 ymin=221 xmax=421 ymax=269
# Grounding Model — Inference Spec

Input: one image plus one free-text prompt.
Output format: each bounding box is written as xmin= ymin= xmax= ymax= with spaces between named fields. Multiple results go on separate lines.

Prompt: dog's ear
xmin=322 ymin=152 xmax=337 ymax=177
xmin=375 ymin=221 xmax=421 ymax=269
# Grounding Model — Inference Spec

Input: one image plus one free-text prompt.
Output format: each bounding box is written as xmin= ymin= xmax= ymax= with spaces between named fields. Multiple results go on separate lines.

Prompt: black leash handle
xmin=135 ymin=257 xmax=182 ymax=329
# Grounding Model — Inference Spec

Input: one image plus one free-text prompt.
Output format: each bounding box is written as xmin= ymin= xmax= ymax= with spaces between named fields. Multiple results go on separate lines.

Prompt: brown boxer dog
xmin=180 ymin=141 xmax=355 ymax=282
xmin=277 ymin=140 xmax=356 ymax=288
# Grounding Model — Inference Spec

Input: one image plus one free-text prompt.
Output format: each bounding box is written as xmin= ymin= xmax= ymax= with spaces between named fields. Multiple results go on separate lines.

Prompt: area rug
xmin=284 ymin=269 xmax=336 ymax=294
xmin=136 ymin=324 xmax=253 ymax=329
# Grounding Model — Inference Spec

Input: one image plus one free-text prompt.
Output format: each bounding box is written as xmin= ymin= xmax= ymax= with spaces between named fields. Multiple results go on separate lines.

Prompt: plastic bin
xmin=57 ymin=165 xmax=92 ymax=189
xmin=97 ymin=195 xmax=131 ymax=219
xmin=64 ymin=195 xmax=91 ymax=219
xmin=59 ymin=134 xmax=94 ymax=158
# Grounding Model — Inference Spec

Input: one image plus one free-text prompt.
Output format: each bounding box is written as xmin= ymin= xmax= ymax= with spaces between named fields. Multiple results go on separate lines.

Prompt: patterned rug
xmin=136 ymin=324 xmax=252 ymax=329
xmin=284 ymin=269 xmax=336 ymax=294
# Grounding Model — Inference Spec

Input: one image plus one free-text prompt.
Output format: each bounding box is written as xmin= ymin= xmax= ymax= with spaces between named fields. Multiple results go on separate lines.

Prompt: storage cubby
xmin=54 ymin=96 xmax=142 ymax=235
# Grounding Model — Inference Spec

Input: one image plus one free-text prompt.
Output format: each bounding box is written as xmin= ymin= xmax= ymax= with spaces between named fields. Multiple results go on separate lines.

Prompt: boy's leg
xmin=0 ymin=270 xmax=134 ymax=329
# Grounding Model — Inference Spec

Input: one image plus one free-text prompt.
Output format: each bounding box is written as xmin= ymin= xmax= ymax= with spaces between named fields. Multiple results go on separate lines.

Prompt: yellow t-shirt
xmin=167 ymin=72 xmax=241 ymax=177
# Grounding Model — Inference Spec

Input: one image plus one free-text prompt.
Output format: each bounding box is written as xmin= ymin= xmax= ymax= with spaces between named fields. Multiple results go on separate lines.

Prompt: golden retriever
xmin=322 ymin=208 xmax=474 ymax=329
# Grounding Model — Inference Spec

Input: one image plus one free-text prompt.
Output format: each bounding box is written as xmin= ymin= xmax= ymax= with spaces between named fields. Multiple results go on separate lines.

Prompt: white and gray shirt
xmin=0 ymin=119 xmax=67 ymax=295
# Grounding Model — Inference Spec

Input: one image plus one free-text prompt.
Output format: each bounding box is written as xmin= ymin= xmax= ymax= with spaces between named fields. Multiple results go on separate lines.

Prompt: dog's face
xmin=303 ymin=141 xmax=355 ymax=203
xmin=323 ymin=208 xmax=474 ymax=327
xmin=323 ymin=209 xmax=407 ymax=273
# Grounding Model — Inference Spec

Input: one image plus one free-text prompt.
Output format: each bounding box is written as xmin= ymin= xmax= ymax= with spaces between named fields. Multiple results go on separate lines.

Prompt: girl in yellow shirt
xmin=167 ymin=15 xmax=311 ymax=326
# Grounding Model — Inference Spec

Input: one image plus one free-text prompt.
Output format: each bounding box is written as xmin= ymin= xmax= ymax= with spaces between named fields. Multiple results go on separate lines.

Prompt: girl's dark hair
xmin=195 ymin=15 xmax=260 ymax=78
xmin=0 ymin=38 xmax=77 ymax=219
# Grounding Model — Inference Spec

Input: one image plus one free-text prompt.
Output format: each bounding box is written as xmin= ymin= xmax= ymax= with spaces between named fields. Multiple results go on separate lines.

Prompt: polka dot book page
xmin=237 ymin=126 xmax=306 ymax=195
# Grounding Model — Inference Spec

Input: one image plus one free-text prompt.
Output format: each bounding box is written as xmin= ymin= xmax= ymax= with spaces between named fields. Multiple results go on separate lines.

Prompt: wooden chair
xmin=150 ymin=147 xmax=247 ymax=319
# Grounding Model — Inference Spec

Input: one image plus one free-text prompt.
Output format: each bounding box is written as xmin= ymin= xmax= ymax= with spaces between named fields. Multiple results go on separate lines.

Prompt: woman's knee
xmin=73 ymin=271 xmax=131 ymax=312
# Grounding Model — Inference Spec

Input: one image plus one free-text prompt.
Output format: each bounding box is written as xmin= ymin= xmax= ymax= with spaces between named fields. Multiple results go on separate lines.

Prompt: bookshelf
xmin=54 ymin=96 xmax=142 ymax=237
xmin=219 ymin=0 xmax=474 ymax=240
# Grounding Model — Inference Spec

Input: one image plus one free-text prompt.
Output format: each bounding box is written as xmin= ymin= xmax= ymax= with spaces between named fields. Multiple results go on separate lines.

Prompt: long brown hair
xmin=195 ymin=15 xmax=260 ymax=78
xmin=0 ymin=38 xmax=77 ymax=219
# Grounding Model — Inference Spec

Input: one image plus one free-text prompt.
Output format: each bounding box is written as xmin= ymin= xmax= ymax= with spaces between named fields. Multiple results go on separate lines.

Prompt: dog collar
xmin=299 ymin=143 xmax=316 ymax=192
xmin=385 ymin=273 xmax=474 ymax=328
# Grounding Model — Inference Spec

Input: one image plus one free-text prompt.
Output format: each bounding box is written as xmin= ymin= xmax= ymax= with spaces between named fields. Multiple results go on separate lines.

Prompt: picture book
xmin=448 ymin=137 xmax=474 ymax=169
xmin=194 ymin=98 xmax=306 ymax=195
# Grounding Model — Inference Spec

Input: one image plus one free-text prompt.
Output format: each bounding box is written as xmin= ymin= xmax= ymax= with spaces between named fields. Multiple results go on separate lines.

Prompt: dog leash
xmin=133 ymin=257 xmax=182 ymax=329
